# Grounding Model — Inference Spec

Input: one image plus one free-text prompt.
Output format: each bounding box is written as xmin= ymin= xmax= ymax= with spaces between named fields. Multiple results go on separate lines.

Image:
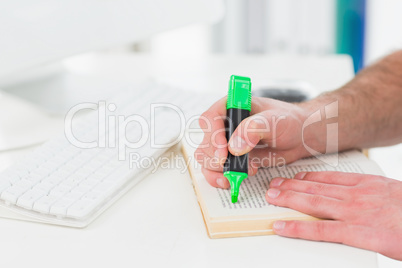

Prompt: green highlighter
xmin=223 ymin=75 xmax=252 ymax=203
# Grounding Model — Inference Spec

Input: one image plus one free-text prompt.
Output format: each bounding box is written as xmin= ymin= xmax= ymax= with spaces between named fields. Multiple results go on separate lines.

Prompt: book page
xmin=183 ymin=134 xmax=385 ymax=220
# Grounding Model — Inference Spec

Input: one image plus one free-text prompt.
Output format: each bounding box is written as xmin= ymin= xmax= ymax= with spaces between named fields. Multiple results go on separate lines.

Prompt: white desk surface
xmin=0 ymin=53 xmax=382 ymax=268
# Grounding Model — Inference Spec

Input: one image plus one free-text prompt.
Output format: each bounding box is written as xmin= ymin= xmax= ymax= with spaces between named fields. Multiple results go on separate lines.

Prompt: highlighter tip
xmin=224 ymin=171 xmax=248 ymax=204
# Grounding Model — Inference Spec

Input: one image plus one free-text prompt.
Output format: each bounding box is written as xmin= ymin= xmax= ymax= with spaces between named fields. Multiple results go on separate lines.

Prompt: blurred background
xmin=123 ymin=0 xmax=402 ymax=73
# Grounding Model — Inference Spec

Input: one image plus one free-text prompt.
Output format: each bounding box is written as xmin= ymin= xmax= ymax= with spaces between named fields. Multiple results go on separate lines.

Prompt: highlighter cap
xmin=227 ymin=75 xmax=252 ymax=111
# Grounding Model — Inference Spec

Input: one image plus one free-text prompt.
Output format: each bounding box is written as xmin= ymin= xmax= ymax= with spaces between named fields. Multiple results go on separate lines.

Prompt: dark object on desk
xmin=253 ymin=88 xmax=310 ymax=103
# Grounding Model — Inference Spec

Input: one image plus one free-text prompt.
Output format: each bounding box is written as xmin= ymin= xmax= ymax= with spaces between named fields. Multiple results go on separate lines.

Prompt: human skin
xmin=195 ymin=51 xmax=402 ymax=260
xmin=267 ymin=172 xmax=402 ymax=261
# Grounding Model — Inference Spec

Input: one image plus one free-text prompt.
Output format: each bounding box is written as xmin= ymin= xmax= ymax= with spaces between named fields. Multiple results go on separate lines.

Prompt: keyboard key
xmin=25 ymin=173 xmax=43 ymax=184
xmin=35 ymin=147 xmax=56 ymax=157
xmin=57 ymin=165 xmax=76 ymax=174
xmin=75 ymin=166 xmax=94 ymax=177
xmin=71 ymin=172 xmax=89 ymax=181
xmin=28 ymin=153 xmax=48 ymax=163
xmin=17 ymin=189 xmax=47 ymax=209
xmin=1 ymin=186 xmax=28 ymax=204
xmin=0 ymin=180 xmax=11 ymax=195
xmin=82 ymin=191 xmax=104 ymax=202
xmin=59 ymin=176 xmax=84 ymax=188
xmin=51 ymin=170 xmax=71 ymax=181
xmin=49 ymin=185 xmax=71 ymax=198
xmin=13 ymin=167 xmax=30 ymax=179
xmin=1 ymin=171 xmax=21 ymax=184
xmin=17 ymin=159 xmax=40 ymax=171
xmin=67 ymin=200 xmax=97 ymax=219
xmin=31 ymin=167 xmax=52 ymax=177
xmin=49 ymin=198 xmax=78 ymax=216
xmin=33 ymin=181 xmax=56 ymax=194
xmin=42 ymin=174 xmax=65 ymax=186
xmin=33 ymin=195 xmax=60 ymax=213
xmin=78 ymin=179 xmax=99 ymax=189
xmin=86 ymin=173 xmax=105 ymax=182
xmin=63 ymin=192 xmax=85 ymax=201
xmin=13 ymin=179 xmax=34 ymax=191
xmin=71 ymin=185 xmax=92 ymax=195
xmin=47 ymin=156 xmax=67 ymax=167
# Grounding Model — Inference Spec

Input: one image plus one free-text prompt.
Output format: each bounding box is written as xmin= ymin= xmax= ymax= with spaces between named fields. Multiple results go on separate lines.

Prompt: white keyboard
xmin=0 ymin=83 xmax=213 ymax=227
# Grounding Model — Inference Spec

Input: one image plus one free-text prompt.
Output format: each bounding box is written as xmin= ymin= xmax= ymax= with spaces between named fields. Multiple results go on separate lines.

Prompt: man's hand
xmin=194 ymin=96 xmax=321 ymax=189
xmin=267 ymin=171 xmax=402 ymax=260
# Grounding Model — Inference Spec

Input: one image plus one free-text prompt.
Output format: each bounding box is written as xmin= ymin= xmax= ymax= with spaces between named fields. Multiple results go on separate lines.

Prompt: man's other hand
xmin=267 ymin=171 xmax=402 ymax=260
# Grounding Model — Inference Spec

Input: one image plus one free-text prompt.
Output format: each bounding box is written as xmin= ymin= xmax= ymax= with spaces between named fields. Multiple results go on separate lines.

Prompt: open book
xmin=182 ymin=133 xmax=385 ymax=239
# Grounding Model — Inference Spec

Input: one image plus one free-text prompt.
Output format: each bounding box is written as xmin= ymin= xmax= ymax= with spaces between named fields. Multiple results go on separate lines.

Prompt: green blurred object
xmin=226 ymin=75 xmax=252 ymax=111
xmin=336 ymin=0 xmax=366 ymax=73
xmin=223 ymin=171 xmax=248 ymax=203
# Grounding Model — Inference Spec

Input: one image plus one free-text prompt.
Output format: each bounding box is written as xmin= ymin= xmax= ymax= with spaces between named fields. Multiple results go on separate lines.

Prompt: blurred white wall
xmin=149 ymin=24 xmax=211 ymax=58
xmin=147 ymin=0 xmax=402 ymax=66
xmin=210 ymin=0 xmax=335 ymax=55
xmin=365 ymin=0 xmax=402 ymax=64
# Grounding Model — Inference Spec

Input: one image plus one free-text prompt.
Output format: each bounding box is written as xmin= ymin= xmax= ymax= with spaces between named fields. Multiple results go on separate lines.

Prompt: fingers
xmin=201 ymin=168 xmax=229 ymax=189
xmin=195 ymin=134 xmax=227 ymax=171
xmin=249 ymin=148 xmax=301 ymax=168
xmin=294 ymin=171 xmax=366 ymax=186
xmin=270 ymin=177 xmax=349 ymax=200
xmin=227 ymin=112 xmax=272 ymax=156
xmin=194 ymin=153 xmax=223 ymax=172
xmin=265 ymin=186 xmax=343 ymax=220
xmin=273 ymin=220 xmax=347 ymax=243
xmin=198 ymin=97 xmax=228 ymax=163
xmin=201 ymin=161 xmax=258 ymax=189
xmin=199 ymin=96 xmax=227 ymax=123
xmin=227 ymin=106 xmax=299 ymax=157
xmin=196 ymin=147 xmax=260 ymax=174
xmin=273 ymin=220 xmax=402 ymax=260
xmin=201 ymin=162 xmax=259 ymax=189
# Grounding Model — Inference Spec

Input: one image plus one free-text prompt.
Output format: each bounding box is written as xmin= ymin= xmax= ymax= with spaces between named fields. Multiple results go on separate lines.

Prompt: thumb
xmin=228 ymin=113 xmax=271 ymax=156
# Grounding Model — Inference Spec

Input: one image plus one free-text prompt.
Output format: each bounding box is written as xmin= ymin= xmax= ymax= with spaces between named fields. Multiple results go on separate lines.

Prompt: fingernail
xmin=273 ymin=221 xmax=286 ymax=230
xmin=267 ymin=188 xmax=280 ymax=198
xmin=270 ymin=178 xmax=284 ymax=187
xmin=295 ymin=172 xmax=307 ymax=180
xmin=216 ymin=178 xmax=226 ymax=188
xmin=229 ymin=136 xmax=246 ymax=153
